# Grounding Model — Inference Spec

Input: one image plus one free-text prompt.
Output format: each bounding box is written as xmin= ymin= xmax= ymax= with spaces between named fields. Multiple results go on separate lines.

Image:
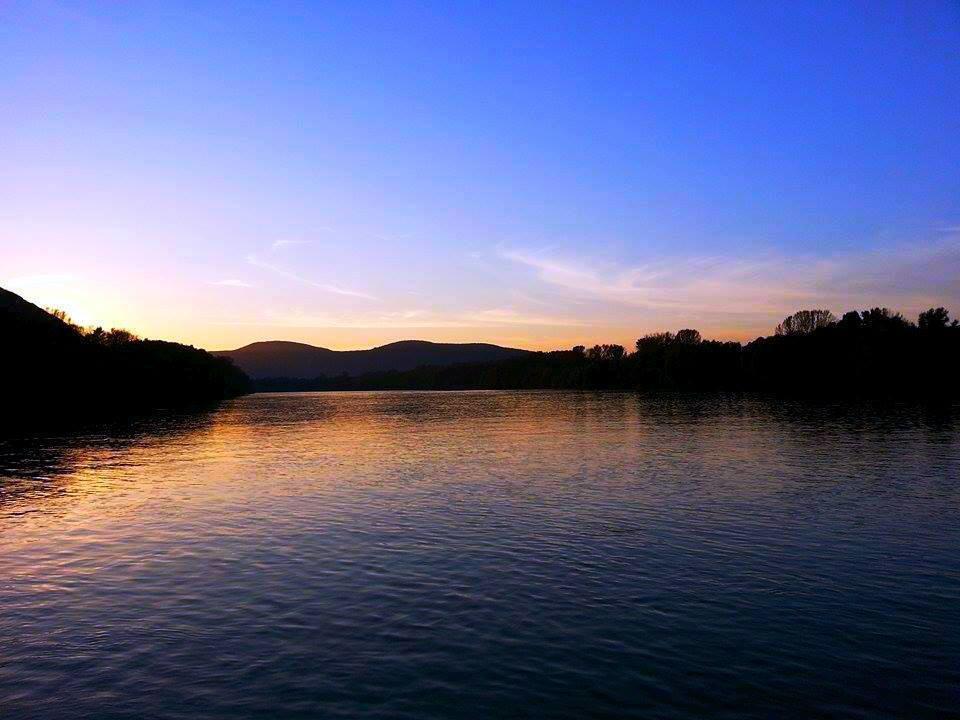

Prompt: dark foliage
xmin=1 ymin=287 xmax=250 ymax=430
xmin=775 ymin=309 xmax=836 ymax=336
xmin=258 ymin=307 xmax=960 ymax=399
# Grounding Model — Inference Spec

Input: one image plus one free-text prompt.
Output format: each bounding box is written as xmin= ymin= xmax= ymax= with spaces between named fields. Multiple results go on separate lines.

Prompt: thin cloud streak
xmin=501 ymin=249 xmax=812 ymax=314
xmin=462 ymin=308 xmax=585 ymax=327
xmin=270 ymin=239 xmax=308 ymax=251
xmin=246 ymin=254 xmax=377 ymax=300
xmin=500 ymin=240 xmax=960 ymax=321
xmin=217 ymin=307 xmax=583 ymax=330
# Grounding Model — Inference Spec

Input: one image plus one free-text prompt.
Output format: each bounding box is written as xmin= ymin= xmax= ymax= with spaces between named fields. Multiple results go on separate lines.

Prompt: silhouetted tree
xmin=860 ymin=307 xmax=911 ymax=331
xmin=604 ymin=344 xmax=626 ymax=360
xmin=775 ymin=309 xmax=836 ymax=336
xmin=919 ymin=307 xmax=955 ymax=331
xmin=674 ymin=329 xmax=702 ymax=345
xmin=44 ymin=307 xmax=73 ymax=324
xmin=636 ymin=332 xmax=674 ymax=353
xmin=837 ymin=311 xmax=862 ymax=331
xmin=104 ymin=328 xmax=139 ymax=346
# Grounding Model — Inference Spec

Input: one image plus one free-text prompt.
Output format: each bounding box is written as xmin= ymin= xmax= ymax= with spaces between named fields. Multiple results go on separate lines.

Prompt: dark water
xmin=1 ymin=392 xmax=958 ymax=719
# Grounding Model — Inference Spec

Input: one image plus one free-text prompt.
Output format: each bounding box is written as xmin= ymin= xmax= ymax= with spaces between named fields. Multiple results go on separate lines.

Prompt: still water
xmin=1 ymin=391 xmax=958 ymax=719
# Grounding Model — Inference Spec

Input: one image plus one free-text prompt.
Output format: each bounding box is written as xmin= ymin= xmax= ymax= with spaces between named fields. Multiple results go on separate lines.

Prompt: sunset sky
xmin=3 ymin=1 xmax=959 ymax=351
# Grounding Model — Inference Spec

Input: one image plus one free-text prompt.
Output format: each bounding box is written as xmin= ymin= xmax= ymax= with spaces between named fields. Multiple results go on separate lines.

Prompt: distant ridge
xmin=214 ymin=340 xmax=531 ymax=379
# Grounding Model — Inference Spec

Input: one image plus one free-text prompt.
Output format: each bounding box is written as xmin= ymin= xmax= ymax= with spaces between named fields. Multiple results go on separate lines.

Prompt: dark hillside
xmin=1 ymin=287 xmax=250 ymax=431
xmin=216 ymin=339 xmax=530 ymax=379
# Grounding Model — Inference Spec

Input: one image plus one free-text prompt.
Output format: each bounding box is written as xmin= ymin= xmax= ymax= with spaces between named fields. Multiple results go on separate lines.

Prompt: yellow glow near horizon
xmin=0 ymin=274 xmax=895 ymax=354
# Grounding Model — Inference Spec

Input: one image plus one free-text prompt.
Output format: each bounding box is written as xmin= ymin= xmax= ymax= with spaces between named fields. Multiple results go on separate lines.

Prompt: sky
xmin=2 ymin=1 xmax=959 ymax=350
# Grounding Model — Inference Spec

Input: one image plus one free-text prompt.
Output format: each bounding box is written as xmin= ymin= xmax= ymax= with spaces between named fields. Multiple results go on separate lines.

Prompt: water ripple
xmin=0 ymin=392 xmax=958 ymax=719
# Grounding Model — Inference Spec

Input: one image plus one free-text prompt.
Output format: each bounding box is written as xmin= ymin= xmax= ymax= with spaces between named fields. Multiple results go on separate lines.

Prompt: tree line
xmin=2 ymin=290 xmax=250 ymax=430
xmin=257 ymin=307 xmax=960 ymax=399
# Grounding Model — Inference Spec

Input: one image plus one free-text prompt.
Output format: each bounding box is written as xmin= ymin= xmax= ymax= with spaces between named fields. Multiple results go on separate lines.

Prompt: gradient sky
xmin=3 ymin=1 xmax=959 ymax=350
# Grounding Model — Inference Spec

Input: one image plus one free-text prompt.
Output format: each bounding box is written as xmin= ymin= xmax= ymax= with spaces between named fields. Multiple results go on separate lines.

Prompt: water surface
xmin=1 ymin=392 xmax=958 ymax=719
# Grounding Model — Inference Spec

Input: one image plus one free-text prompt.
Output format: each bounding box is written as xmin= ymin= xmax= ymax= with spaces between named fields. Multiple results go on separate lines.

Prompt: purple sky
xmin=3 ymin=1 xmax=959 ymax=349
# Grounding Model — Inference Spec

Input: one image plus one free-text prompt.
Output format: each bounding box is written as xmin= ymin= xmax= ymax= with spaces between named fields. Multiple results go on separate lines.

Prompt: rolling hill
xmin=214 ymin=340 xmax=530 ymax=379
xmin=1 ymin=286 xmax=249 ymax=430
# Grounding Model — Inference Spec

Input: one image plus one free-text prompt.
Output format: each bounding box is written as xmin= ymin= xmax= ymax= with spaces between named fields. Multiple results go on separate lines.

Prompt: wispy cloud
xmin=270 ymin=239 xmax=308 ymax=251
xmin=462 ymin=308 xmax=585 ymax=327
xmin=246 ymin=254 xmax=376 ymax=300
xmin=501 ymin=248 xmax=802 ymax=314
xmin=212 ymin=279 xmax=254 ymax=288
xmin=218 ymin=306 xmax=582 ymax=330
xmin=214 ymin=237 xmax=959 ymax=343
xmin=500 ymin=240 xmax=960 ymax=322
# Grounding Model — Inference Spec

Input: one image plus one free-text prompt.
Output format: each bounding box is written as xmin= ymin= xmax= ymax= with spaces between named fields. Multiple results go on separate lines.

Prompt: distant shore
xmin=6 ymin=284 xmax=959 ymax=436
xmin=250 ymin=308 xmax=960 ymax=400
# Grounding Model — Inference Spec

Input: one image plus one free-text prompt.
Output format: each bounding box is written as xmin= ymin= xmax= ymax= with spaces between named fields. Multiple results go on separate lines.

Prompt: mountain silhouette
xmin=215 ymin=340 xmax=530 ymax=379
xmin=0 ymin=286 xmax=84 ymax=347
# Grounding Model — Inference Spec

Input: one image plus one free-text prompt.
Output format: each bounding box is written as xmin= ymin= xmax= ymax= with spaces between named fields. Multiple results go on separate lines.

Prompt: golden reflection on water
xmin=1 ymin=392 xmax=958 ymax=720
xmin=2 ymin=391 xmax=952 ymax=549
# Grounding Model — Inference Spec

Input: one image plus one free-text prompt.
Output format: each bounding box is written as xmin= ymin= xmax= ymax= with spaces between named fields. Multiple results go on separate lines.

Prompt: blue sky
xmin=3 ymin=1 xmax=959 ymax=349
